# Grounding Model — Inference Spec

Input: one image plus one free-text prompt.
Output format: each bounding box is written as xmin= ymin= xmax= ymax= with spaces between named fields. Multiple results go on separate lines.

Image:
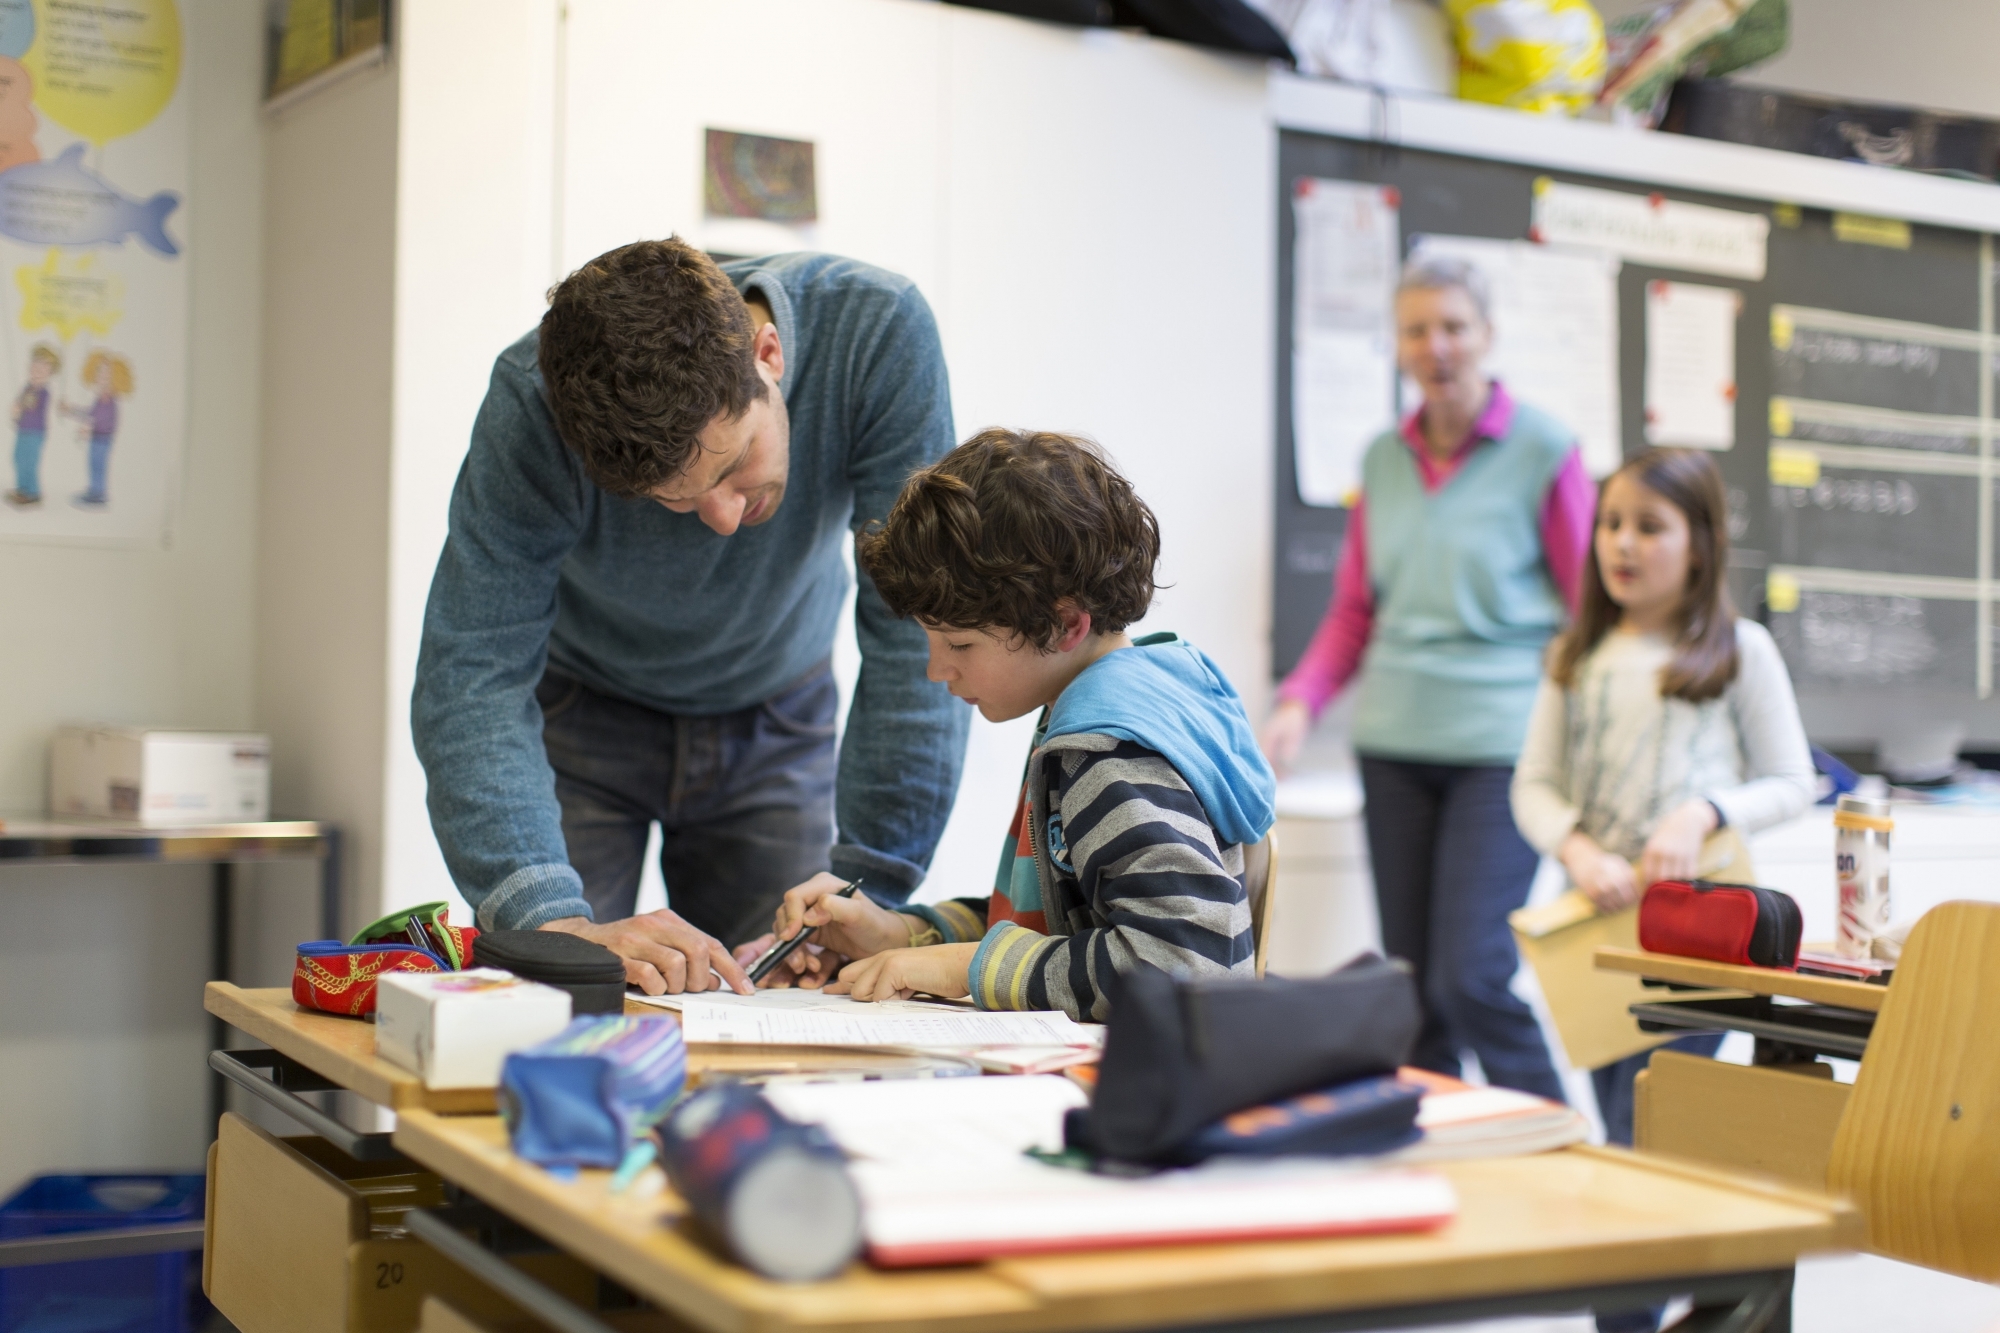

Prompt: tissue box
xmin=376 ymin=970 xmax=573 ymax=1090
xmin=51 ymin=726 xmax=270 ymax=825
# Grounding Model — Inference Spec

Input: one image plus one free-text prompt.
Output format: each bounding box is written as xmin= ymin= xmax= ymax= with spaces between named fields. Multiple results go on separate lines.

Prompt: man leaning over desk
xmin=411 ymin=238 xmax=969 ymax=994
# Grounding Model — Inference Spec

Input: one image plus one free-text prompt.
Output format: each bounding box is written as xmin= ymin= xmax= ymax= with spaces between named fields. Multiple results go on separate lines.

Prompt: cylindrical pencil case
xmin=499 ymin=1015 xmax=686 ymax=1168
xmin=659 ymin=1083 xmax=861 ymax=1282
xmin=472 ymin=929 xmax=626 ymax=1013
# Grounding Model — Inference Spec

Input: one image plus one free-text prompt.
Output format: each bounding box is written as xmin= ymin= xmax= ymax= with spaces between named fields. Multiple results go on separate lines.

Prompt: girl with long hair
xmin=1512 ymin=446 xmax=1815 ymax=1148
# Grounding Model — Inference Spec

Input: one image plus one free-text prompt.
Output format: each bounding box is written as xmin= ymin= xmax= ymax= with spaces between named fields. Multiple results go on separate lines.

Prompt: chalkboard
xmin=1273 ymin=130 xmax=2000 ymax=747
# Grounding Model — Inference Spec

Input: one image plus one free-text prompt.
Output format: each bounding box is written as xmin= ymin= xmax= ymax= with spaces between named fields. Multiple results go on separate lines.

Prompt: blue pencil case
xmin=499 ymin=1016 xmax=687 ymax=1168
xmin=1173 ymin=1074 xmax=1425 ymax=1162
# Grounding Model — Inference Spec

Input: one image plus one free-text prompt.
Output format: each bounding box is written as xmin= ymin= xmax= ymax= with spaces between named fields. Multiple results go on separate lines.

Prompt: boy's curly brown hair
xmin=538 ymin=237 xmax=766 ymax=496
xmin=856 ymin=429 xmax=1160 ymax=649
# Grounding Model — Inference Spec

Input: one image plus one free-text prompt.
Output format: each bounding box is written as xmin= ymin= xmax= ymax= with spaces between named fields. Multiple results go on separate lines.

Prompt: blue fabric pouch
xmin=1174 ymin=1075 xmax=1424 ymax=1162
xmin=499 ymin=1016 xmax=687 ymax=1168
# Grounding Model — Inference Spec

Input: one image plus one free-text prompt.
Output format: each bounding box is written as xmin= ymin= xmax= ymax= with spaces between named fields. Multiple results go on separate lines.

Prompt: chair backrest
xmin=1828 ymin=899 xmax=2000 ymax=1279
xmin=1243 ymin=831 xmax=1278 ymax=978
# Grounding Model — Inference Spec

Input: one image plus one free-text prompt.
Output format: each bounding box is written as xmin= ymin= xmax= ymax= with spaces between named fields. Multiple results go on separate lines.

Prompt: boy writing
xmin=749 ymin=428 xmax=1276 ymax=1021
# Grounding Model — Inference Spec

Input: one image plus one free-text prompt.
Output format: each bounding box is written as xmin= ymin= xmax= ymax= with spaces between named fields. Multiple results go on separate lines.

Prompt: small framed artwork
xmin=265 ymin=0 xmax=391 ymax=110
xmin=705 ymin=129 xmax=818 ymax=224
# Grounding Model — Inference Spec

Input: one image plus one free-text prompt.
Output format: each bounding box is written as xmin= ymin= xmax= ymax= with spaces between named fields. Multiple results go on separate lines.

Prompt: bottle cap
xmin=1835 ymin=794 xmax=1892 ymax=819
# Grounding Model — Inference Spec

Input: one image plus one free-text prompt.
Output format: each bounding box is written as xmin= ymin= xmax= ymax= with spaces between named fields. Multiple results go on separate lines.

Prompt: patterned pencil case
xmin=350 ymin=900 xmax=477 ymax=968
xmin=500 ymin=1015 xmax=687 ymax=1168
xmin=292 ymin=900 xmax=481 ymax=1017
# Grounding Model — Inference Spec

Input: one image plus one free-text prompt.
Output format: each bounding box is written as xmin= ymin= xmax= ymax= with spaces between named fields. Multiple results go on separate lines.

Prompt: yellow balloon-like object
xmin=23 ymin=0 xmax=182 ymax=145
xmin=16 ymin=248 xmax=124 ymax=341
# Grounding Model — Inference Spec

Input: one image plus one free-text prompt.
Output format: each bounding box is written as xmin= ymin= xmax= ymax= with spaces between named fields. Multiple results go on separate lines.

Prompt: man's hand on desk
xmin=539 ymin=910 xmax=752 ymax=996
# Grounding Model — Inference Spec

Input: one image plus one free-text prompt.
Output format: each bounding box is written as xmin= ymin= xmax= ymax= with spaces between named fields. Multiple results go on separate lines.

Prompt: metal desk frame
xmin=1 ymin=816 xmax=342 ymax=1131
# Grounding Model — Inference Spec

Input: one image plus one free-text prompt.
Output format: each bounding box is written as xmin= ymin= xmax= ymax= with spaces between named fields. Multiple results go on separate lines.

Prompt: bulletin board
xmin=1272 ymin=129 xmax=2000 ymax=747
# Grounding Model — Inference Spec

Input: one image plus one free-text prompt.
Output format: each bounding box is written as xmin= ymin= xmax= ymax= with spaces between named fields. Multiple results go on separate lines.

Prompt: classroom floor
xmin=1411 ymin=1251 xmax=2000 ymax=1331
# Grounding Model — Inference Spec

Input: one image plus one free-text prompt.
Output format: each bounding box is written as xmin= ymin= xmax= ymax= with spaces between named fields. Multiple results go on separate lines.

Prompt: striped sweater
xmin=911 ymin=728 xmax=1253 ymax=1022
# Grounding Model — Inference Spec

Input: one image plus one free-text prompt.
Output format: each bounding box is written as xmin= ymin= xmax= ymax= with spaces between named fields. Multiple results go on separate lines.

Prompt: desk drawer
xmin=205 ymin=1114 xmax=593 ymax=1333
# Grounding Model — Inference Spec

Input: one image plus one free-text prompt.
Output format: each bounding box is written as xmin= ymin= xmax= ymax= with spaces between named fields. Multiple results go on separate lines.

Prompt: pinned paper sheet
xmin=1291 ymin=178 xmax=1400 ymax=507
xmin=1768 ymin=445 xmax=1820 ymax=488
xmin=1644 ymin=280 xmax=1738 ymax=450
xmin=1407 ymin=234 xmax=1623 ymax=477
xmin=1531 ymin=178 xmax=1769 ymax=281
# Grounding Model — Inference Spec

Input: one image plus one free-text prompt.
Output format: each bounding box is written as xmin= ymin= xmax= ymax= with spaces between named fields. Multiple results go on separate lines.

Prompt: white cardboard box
xmin=50 ymin=726 xmax=271 ymax=826
xmin=376 ymin=970 xmax=574 ymax=1090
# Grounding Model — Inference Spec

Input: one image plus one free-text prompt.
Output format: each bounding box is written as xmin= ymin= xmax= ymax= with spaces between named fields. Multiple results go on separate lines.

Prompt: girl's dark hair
xmin=856 ymin=429 xmax=1159 ymax=649
xmin=1551 ymin=447 xmax=1739 ymax=702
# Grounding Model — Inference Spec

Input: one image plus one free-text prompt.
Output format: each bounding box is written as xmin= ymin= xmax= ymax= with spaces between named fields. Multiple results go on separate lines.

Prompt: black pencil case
xmin=472 ymin=930 xmax=627 ymax=1014
xmin=1076 ymin=953 xmax=1421 ymax=1164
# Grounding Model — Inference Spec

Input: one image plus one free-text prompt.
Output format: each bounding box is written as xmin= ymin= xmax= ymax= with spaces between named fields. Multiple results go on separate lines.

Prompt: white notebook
xmin=760 ymin=1075 xmax=1457 ymax=1266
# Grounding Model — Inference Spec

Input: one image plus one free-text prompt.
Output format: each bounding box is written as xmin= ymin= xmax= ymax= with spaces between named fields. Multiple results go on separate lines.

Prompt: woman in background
xmin=1511 ymin=447 xmax=1814 ymax=1147
xmin=1262 ymin=255 xmax=1593 ymax=1101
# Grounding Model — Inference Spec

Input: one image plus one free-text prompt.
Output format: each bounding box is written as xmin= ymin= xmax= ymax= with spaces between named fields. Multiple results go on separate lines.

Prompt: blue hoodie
xmin=1044 ymin=633 xmax=1276 ymax=848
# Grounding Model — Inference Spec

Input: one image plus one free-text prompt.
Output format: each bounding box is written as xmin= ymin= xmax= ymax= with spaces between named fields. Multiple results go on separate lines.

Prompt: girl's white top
xmin=1511 ymin=619 xmax=1816 ymax=861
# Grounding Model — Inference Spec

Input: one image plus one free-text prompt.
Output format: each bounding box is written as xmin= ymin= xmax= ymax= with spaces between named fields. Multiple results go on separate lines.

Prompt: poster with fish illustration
xmin=0 ymin=0 xmax=185 ymax=546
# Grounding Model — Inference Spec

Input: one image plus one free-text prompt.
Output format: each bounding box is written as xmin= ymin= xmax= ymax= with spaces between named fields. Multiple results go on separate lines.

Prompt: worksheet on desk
xmin=628 ymin=988 xmax=968 ymax=1017
xmin=642 ymin=988 xmax=1099 ymax=1049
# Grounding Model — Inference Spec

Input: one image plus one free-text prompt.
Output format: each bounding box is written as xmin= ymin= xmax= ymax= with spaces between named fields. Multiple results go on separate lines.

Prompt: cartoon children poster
xmin=0 ymin=0 xmax=186 ymax=545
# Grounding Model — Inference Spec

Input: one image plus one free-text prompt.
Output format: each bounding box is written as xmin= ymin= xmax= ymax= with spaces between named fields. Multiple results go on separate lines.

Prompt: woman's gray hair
xmin=1397 ymin=254 xmax=1492 ymax=324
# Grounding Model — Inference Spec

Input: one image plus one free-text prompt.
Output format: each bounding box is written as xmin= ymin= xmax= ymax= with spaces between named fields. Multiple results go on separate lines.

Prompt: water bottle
xmin=1834 ymin=794 xmax=1893 ymax=959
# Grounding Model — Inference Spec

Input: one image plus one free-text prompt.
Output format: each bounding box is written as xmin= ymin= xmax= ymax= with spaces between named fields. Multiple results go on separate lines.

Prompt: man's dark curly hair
xmin=856 ymin=429 xmax=1160 ymax=650
xmin=538 ymin=237 xmax=767 ymax=496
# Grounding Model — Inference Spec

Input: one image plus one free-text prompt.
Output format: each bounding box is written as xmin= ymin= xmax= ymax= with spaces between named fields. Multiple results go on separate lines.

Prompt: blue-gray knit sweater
xmin=411 ymin=253 xmax=969 ymax=930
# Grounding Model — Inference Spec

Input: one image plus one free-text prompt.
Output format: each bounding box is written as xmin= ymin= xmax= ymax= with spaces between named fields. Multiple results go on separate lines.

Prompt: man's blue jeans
xmin=536 ymin=663 xmax=838 ymax=947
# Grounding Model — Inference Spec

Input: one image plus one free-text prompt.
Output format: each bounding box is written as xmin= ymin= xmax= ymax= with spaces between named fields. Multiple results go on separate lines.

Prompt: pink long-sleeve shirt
xmin=1279 ymin=382 xmax=1596 ymax=717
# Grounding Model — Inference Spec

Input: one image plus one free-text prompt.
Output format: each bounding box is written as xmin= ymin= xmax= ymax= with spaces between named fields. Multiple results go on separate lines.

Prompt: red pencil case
xmin=292 ymin=901 xmax=481 ymax=1017
xmin=1638 ymin=879 xmax=1803 ymax=969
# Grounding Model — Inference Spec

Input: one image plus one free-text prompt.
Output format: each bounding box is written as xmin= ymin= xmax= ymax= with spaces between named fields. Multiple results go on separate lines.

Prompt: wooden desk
xmin=204 ymin=985 xmax=977 ymax=1118
xmin=1593 ymin=948 xmax=1880 ymax=1189
xmin=207 ymin=982 xmax=496 ymax=1113
xmin=209 ymin=984 xmax=1861 ymax=1331
xmin=393 ymin=1109 xmax=1859 ymax=1333
xmin=1594 ymin=947 xmax=1886 ymax=1013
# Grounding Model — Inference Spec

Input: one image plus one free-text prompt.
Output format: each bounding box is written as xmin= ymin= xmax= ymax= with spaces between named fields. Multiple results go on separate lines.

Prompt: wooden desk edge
xmin=204 ymin=982 xmax=493 ymax=1113
xmin=391 ymin=1108 xmax=1047 ymax=1333
xmin=1571 ymin=1146 xmax=1868 ymax=1250
xmin=1593 ymin=947 xmax=1886 ymax=1013
xmin=390 ymin=1109 xmax=1862 ymax=1333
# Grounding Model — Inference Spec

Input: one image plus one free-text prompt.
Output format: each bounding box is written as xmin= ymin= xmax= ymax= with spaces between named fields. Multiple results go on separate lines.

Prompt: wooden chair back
xmin=1828 ymin=899 xmax=2000 ymax=1279
xmin=1244 ymin=831 xmax=1278 ymax=978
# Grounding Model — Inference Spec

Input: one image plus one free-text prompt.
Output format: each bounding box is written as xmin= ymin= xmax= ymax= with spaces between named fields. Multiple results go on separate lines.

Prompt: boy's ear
xmin=1053 ymin=600 xmax=1095 ymax=653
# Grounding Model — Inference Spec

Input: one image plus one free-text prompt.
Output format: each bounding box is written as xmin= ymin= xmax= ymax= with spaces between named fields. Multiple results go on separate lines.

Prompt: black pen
xmin=746 ymin=879 xmax=863 ymax=985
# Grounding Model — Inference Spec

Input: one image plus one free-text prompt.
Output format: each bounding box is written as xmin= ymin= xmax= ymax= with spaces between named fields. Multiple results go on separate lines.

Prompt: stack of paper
xmin=759 ymin=1076 xmax=1457 ymax=1266
xmin=1386 ymin=1070 xmax=1589 ymax=1162
xmin=631 ymin=988 xmax=1103 ymax=1071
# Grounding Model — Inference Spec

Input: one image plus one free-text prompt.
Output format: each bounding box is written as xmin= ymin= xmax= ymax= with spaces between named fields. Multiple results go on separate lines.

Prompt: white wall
xmin=1593 ymin=0 xmax=2000 ymax=121
xmin=381 ymin=0 xmax=562 ymax=920
xmin=0 ymin=6 xmax=269 ymax=1192
xmin=257 ymin=60 xmax=399 ymax=936
xmin=1739 ymin=0 xmax=2000 ymax=120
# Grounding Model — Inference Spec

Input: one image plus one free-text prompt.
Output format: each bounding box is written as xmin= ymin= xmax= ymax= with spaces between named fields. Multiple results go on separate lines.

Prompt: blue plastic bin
xmin=0 ymin=1174 xmax=209 ymax=1333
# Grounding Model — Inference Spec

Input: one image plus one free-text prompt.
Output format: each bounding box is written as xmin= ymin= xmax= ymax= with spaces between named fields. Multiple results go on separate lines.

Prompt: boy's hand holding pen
xmin=737 ymin=872 xmax=920 ymax=987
